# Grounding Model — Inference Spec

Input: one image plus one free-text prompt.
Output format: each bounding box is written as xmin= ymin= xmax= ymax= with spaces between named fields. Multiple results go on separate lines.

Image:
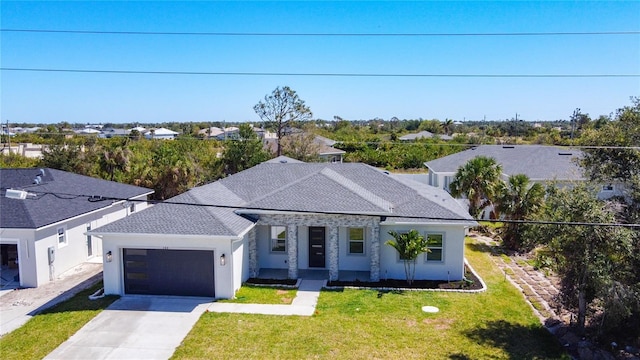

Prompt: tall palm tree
xmin=449 ymin=156 xmax=503 ymax=218
xmin=495 ymin=174 xmax=545 ymax=250
xmin=441 ymin=118 xmax=454 ymax=136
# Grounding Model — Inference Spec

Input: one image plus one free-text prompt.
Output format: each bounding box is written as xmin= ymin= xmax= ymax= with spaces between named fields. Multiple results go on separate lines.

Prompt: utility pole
xmin=6 ymin=120 xmax=10 ymax=154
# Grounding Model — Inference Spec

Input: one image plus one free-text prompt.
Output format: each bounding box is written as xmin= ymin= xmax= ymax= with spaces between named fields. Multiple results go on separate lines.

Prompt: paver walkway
xmin=208 ymin=279 xmax=324 ymax=316
xmin=472 ymin=234 xmax=567 ymax=323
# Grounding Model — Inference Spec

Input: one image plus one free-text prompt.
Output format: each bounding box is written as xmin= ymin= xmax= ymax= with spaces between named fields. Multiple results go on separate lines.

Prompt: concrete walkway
xmin=44 ymin=296 xmax=211 ymax=360
xmin=0 ymin=262 xmax=103 ymax=336
xmin=208 ymin=279 xmax=325 ymax=316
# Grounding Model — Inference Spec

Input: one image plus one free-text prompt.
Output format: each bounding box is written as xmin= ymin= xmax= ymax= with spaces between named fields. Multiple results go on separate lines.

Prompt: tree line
xmin=449 ymin=97 xmax=639 ymax=343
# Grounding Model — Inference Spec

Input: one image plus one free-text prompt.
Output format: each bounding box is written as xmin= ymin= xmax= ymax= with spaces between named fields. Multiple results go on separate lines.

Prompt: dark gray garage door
xmin=123 ymin=249 xmax=215 ymax=297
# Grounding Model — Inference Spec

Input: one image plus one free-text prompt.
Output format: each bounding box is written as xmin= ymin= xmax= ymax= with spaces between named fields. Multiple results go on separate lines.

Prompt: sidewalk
xmin=0 ymin=262 xmax=103 ymax=336
xmin=208 ymin=279 xmax=325 ymax=316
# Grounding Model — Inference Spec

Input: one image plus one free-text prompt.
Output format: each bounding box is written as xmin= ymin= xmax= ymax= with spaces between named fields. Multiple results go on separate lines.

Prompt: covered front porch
xmin=247 ymin=213 xmax=383 ymax=282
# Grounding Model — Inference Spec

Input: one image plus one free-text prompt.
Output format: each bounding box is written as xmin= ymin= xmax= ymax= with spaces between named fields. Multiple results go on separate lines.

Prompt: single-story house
xmin=424 ymin=145 xmax=623 ymax=198
xmin=0 ymin=168 xmax=153 ymax=288
xmin=265 ymin=134 xmax=346 ymax=163
xmin=91 ymin=158 xmax=476 ymax=299
xmin=144 ymin=127 xmax=179 ymax=140
xmin=400 ymin=131 xmax=453 ymax=141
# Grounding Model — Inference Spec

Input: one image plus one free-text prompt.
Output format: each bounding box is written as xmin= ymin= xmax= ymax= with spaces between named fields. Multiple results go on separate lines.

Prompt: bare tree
xmin=254 ymin=86 xmax=312 ymax=156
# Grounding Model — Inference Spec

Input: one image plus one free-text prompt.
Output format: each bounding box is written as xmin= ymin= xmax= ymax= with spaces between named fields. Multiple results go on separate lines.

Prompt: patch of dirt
xmin=246 ymin=278 xmax=297 ymax=286
xmin=423 ymin=317 xmax=454 ymax=330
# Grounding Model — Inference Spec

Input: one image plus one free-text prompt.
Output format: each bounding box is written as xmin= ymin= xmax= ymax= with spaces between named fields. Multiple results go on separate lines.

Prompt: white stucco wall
xmin=0 ymin=198 xmax=148 ymax=288
xmin=100 ymin=234 xmax=241 ymax=299
xmin=379 ymin=224 xmax=466 ymax=281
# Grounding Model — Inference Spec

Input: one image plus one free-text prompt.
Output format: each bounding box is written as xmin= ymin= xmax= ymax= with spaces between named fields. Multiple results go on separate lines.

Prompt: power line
xmin=2 ymin=29 xmax=639 ymax=37
xmin=6 ymin=189 xmax=640 ymax=228
xmin=1 ymin=67 xmax=638 ymax=78
xmin=2 ymin=133 xmax=639 ymax=150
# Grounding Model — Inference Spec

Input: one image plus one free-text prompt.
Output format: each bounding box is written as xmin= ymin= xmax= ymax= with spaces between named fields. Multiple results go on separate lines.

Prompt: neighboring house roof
xmin=93 ymin=161 xmax=475 ymax=237
xmin=264 ymin=135 xmax=346 ymax=157
xmin=400 ymin=131 xmax=453 ymax=141
xmin=266 ymin=156 xmax=304 ymax=164
xmin=0 ymin=168 xmax=153 ymax=229
xmin=424 ymin=145 xmax=585 ymax=181
xmin=149 ymin=128 xmax=179 ymax=136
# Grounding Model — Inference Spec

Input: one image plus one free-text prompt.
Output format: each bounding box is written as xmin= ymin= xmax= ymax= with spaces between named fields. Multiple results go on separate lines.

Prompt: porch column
xmin=287 ymin=224 xmax=298 ymax=279
xmin=369 ymin=218 xmax=381 ymax=282
xmin=248 ymin=228 xmax=258 ymax=278
xmin=328 ymin=226 xmax=339 ymax=281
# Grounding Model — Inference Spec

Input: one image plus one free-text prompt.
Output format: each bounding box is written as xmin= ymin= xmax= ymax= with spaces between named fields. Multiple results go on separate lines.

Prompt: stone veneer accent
xmin=253 ymin=214 xmax=381 ymax=281
xmin=287 ymin=224 xmax=298 ymax=279
xmin=248 ymin=228 xmax=257 ymax=278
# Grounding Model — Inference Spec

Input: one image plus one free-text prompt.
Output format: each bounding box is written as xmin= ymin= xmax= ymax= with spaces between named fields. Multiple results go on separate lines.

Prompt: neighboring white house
xmin=424 ymin=145 xmax=624 ymax=199
xmin=91 ymin=158 xmax=476 ymax=299
xmin=144 ymin=127 xmax=179 ymax=140
xmin=0 ymin=168 xmax=153 ymax=288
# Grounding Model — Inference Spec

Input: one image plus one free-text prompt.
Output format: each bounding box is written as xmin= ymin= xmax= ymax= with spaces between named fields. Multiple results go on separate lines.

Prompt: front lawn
xmin=222 ymin=285 xmax=296 ymax=304
xmin=0 ymin=283 xmax=119 ymax=360
xmin=172 ymin=239 xmax=568 ymax=359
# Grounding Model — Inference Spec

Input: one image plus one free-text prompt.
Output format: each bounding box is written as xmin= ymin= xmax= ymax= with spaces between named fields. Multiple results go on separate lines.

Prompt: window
xmin=602 ymin=184 xmax=614 ymax=191
xmin=57 ymin=227 xmax=67 ymax=246
xmin=130 ymin=203 xmax=136 ymax=213
xmin=271 ymin=226 xmax=286 ymax=252
xmin=348 ymin=228 xmax=365 ymax=255
xmin=425 ymin=233 xmax=443 ymax=262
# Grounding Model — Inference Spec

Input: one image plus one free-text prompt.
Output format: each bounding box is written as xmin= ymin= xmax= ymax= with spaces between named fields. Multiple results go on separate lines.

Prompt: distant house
xmin=400 ymin=131 xmax=453 ymax=141
xmin=0 ymin=168 xmax=152 ymax=288
xmin=74 ymin=128 xmax=101 ymax=135
xmin=145 ymin=127 xmax=179 ymax=140
xmin=264 ymin=134 xmax=346 ymax=163
xmin=99 ymin=128 xmax=130 ymax=139
xmin=91 ymin=158 xmax=475 ymax=299
xmin=424 ymin=145 xmax=622 ymax=199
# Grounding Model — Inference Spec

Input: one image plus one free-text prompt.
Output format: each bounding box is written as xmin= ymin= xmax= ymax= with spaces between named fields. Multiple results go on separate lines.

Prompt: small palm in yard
xmin=385 ymin=229 xmax=429 ymax=285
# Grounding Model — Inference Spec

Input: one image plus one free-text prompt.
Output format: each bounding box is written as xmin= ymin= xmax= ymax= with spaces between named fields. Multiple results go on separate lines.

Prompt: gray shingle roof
xmin=92 ymin=161 xmax=474 ymax=237
xmin=0 ymin=168 xmax=153 ymax=229
xmin=400 ymin=131 xmax=453 ymax=141
xmin=424 ymin=145 xmax=585 ymax=181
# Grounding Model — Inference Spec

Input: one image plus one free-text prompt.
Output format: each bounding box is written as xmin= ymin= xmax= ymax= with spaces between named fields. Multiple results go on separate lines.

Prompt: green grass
xmin=221 ymin=285 xmax=295 ymax=304
xmin=0 ymin=283 xmax=119 ymax=360
xmin=172 ymin=239 xmax=568 ymax=359
xmin=500 ymin=253 xmax=513 ymax=263
xmin=480 ymin=221 xmax=504 ymax=229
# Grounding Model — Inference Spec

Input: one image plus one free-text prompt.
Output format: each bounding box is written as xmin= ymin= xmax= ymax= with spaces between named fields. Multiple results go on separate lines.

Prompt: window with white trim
xmin=348 ymin=227 xmax=365 ymax=255
xmin=57 ymin=227 xmax=67 ymax=246
xmin=270 ymin=226 xmax=286 ymax=252
xmin=425 ymin=233 xmax=444 ymax=262
xmin=602 ymin=184 xmax=614 ymax=191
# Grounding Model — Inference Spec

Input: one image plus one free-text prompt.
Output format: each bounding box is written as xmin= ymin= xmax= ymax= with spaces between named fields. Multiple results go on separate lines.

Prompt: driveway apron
xmin=44 ymin=296 xmax=211 ymax=360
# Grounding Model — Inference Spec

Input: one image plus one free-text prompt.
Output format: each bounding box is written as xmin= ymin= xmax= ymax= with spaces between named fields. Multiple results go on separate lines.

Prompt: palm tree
xmin=441 ymin=118 xmax=454 ymax=136
xmin=449 ymin=156 xmax=503 ymax=218
xmin=495 ymin=174 xmax=545 ymax=250
xmin=385 ymin=230 xmax=429 ymax=284
xmin=100 ymin=146 xmax=131 ymax=181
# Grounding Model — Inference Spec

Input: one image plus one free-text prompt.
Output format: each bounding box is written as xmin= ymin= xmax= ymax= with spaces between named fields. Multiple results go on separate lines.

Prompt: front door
xmin=309 ymin=227 xmax=326 ymax=268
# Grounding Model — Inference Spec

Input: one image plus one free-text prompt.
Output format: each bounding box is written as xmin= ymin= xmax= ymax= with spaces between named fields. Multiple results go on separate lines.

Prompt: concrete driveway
xmin=44 ymin=296 xmax=212 ymax=360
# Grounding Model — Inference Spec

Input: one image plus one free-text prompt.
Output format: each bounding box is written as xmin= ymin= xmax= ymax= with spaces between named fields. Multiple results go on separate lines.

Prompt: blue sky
xmin=1 ymin=1 xmax=639 ymax=124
